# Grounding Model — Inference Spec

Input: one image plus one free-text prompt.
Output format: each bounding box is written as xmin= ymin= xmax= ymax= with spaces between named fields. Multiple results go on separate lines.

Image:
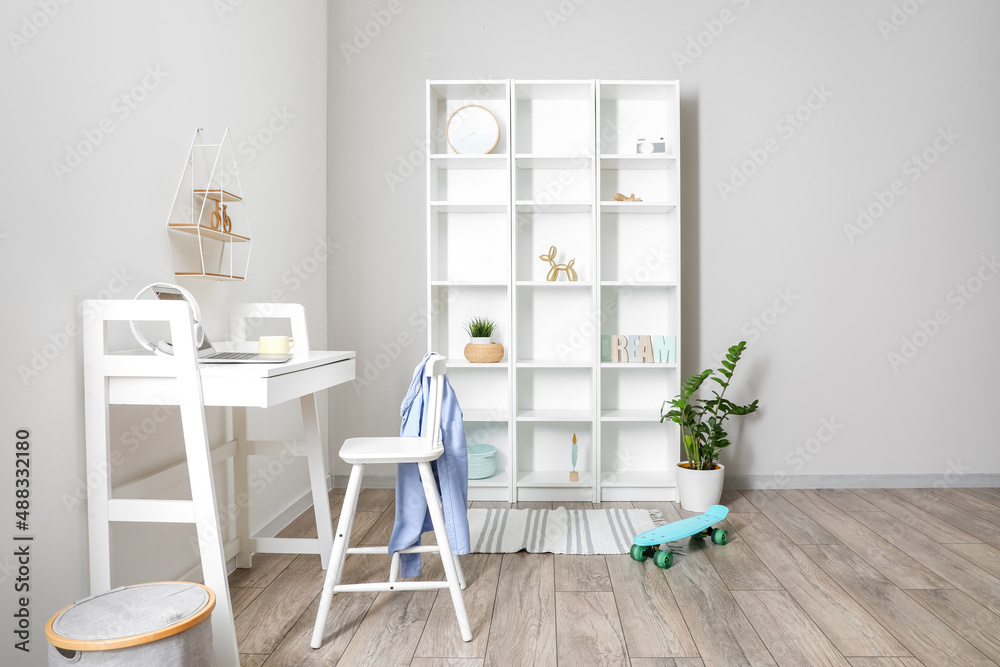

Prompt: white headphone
xmin=129 ymin=282 xmax=205 ymax=355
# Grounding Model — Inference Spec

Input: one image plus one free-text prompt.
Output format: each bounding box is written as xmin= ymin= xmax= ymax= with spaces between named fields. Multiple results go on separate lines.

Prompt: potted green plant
xmin=463 ymin=317 xmax=504 ymax=363
xmin=661 ymin=341 xmax=759 ymax=511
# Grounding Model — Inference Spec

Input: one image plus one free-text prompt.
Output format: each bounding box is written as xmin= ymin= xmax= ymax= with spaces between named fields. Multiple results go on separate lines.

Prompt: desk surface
xmin=108 ymin=350 xmax=357 ymax=408
xmin=197 ymin=351 xmax=355 ymax=378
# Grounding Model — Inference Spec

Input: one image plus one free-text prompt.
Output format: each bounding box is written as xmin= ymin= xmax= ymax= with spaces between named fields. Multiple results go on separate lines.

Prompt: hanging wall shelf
xmin=165 ymin=128 xmax=252 ymax=280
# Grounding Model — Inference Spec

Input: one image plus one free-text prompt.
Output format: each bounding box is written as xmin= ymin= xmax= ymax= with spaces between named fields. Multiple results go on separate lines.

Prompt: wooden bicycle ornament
xmin=210 ymin=200 xmax=232 ymax=233
xmin=539 ymin=245 xmax=578 ymax=282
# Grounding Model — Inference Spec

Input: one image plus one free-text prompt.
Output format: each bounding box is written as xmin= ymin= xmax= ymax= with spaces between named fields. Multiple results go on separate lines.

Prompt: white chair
xmin=83 ymin=299 xmax=240 ymax=666
xmin=228 ymin=303 xmax=334 ymax=570
xmin=310 ymin=354 xmax=472 ymax=648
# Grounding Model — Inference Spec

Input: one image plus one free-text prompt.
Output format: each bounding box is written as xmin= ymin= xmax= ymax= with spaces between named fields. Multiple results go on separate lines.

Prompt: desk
xmin=85 ymin=306 xmax=355 ymax=667
xmin=102 ymin=351 xmax=356 ymax=568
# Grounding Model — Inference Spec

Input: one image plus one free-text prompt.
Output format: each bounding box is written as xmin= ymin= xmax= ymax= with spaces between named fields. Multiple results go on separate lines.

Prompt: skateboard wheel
xmin=653 ymin=549 xmax=673 ymax=569
xmin=630 ymin=544 xmax=648 ymax=562
xmin=711 ymin=528 xmax=729 ymax=545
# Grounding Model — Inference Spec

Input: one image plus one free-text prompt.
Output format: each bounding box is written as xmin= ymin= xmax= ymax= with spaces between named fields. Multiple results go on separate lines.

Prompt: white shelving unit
xmin=427 ymin=80 xmax=681 ymax=502
xmin=166 ymin=128 xmax=251 ymax=280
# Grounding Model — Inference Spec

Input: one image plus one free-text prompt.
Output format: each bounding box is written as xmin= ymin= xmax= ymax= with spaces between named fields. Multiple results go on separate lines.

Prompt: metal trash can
xmin=46 ymin=581 xmax=215 ymax=666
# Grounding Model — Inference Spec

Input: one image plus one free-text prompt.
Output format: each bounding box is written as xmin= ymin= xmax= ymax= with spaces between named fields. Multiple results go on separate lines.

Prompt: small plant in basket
xmin=463 ymin=317 xmax=504 ymax=364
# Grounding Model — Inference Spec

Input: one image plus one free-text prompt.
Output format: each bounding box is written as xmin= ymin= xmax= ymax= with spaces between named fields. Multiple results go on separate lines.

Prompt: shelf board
xmin=517 ymin=471 xmax=593 ymax=487
xmin=515 ymin=280 xmax=592 ymax=287
xmin=515 ymin=155 xmax=592 ymax=169
xmin=193 ymin=188 xmax=243 ymax=202
xmin=598 ymin=80 xmax=678 ymax=101
xmin=430 ymin=280 xmax=507 ymax=287
xmin=601 ymin=362 xmax=678 ymax=369
xmin=446 ymin=360 xmax=510 ymax=369
xmin=601 ymin=470 xmax=674 ymax=488
xmin=600 ymin=154 xmax=677 ymax=169
xmin=600 ymin=281 xmax=677 ymax=288
xmin=428 ymin=80 xmax=508 ymax=101
xmin=167 ymin=224 xmax=251 ymax=243
xmin=515 ymin=201 xmax=592 ymax=213
xmin=469 ymin=473 xmax=510 ymax=488
xmin=600 ymin=409 xmax=661 ymax=422
xmin=516 ymin=360 xmax=592 ymax=368
xmin=599 ymin=201 xmax=676 ymax=213
xmin=430 ymin=202 xmax=507 ymax=213
xmin=514 ymin=80 xmax=593 ymax=100
xmin=430 ymin=154 xmax=508 ymax=169
xmin=173 ymin=271 xmax=245 ymax=281
xmin=463 ymin=409 xmax=510 ymax=422
xmin=516 ymin=409 xmax=591 ymax=422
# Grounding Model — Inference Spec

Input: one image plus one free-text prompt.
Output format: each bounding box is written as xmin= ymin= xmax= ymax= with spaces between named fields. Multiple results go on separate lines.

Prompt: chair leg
xmin=389 ymin=552 xmax=400 ymax=583
xmin=311 ymin=463 xmax=364 ymax=649
xmin=453 ymin=552 xmax=467 ymax=590
xmin=417 ymin=461 xmax=472 ymax=642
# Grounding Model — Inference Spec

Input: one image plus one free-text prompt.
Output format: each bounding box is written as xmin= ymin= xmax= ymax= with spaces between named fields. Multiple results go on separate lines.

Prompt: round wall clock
xmin=446 ymin=104 xmax=500 ymax=154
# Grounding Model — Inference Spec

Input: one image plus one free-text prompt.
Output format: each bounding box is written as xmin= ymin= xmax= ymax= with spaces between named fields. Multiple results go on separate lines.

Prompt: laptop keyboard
xmin=208 ymin=352 xmax=259 ymax=360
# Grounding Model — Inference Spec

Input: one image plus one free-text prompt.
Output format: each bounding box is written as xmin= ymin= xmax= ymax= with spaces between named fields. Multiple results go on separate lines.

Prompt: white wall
xmin=0 ymin=2 xmax=326 ymax=663
xmin=328 ymin=0 xmax=1000 ymax=487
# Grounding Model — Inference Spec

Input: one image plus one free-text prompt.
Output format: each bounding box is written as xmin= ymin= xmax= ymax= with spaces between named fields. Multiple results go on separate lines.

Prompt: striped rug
xmin=468 ymin=507 xmax=663 ymax=555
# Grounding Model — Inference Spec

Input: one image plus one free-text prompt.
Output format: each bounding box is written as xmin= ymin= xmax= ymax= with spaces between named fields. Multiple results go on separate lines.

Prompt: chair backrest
xmin=83 ymin=300 xmax=210 ymax=484
xmin=230 ymin=302 xmax=310 ymax=352
xmin=84 ymin=300 xmax=204 ymax=380
xmin=424 ymin=354 xmax=447 ymax=450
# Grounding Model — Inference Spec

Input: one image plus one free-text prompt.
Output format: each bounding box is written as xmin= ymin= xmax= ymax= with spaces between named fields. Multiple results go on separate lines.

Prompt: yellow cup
xmin=258 ymin=336 xmax=296 ymax=355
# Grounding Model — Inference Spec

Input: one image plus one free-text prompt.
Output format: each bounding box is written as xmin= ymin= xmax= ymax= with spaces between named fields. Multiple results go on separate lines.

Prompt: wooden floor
xmin=229 ymin=487 xmax=1000 ymax=666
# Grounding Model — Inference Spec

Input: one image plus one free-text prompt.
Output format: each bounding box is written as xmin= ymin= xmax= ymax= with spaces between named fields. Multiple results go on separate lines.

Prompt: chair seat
xmin=338 ymin=436 xmax=443 ymax=465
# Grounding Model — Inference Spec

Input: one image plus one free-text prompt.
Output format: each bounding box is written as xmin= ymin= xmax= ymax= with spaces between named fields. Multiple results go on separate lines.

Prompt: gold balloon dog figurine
xmin=539 ymin=245 xmax=578 ymax=281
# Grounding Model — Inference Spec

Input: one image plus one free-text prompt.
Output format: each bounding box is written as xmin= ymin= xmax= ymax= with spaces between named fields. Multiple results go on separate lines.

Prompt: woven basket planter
xmin=464 ymin=342 xmax=504 ymax=363
xmin=467 ymin=444 xmax=497 ymax=479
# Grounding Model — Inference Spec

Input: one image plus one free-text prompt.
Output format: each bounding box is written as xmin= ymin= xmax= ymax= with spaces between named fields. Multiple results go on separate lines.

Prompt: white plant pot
xmin=469 ymin=337 xmax=493 ymax=344
xmin=676 ymin=462 xmax=725 ymax=513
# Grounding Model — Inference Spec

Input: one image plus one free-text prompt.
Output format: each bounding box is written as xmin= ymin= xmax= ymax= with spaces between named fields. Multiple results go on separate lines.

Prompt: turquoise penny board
xmin=630 ymin=505 xmax=729 ymax=569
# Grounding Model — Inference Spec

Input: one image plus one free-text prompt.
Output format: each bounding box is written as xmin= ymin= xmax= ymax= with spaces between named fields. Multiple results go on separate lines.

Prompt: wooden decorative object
xmin=602 ymin=334 xmax=676 ymax=363
xmin=570 ymin=433 xmax=578 ymax=481
xmin=210 ymin=200 xmax=232 ymax=233
xmin=464 ymin=342 xmax=504 ymax=363
xmin=613 ymin=192 xmax=643 ymax=202
xmin=539 ymin=245 xmax=578 ymax=281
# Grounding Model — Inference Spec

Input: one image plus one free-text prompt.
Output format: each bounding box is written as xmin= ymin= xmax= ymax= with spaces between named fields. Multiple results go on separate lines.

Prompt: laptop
xmin=153 ymin=286 xmax=291 ymax=364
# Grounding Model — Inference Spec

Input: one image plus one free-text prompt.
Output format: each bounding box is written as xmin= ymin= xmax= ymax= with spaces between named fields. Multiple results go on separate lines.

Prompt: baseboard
xmin=254 ymin=472 xmax=335 ymax=539
xmin=334 ymin=473 xmax=1000 ymax=493
xmin=726 ymin=473 xmax=1000 ymax=489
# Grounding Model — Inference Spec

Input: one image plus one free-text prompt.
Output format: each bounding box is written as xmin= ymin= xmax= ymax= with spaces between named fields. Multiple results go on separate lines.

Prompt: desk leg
xmin=181 ymin=400 xmax=240 ymax=667
xmin=232 ymin=406 xmax=252 ymax=569
xmin=84 ymin=378 xmax=112 ymax=593
xmin=301 ymin=393 xmax=333 ymax=569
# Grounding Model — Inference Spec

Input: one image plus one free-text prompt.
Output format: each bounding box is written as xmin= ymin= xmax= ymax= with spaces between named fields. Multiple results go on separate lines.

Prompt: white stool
xmin=310 ymin=354 xmax=471 ymax=648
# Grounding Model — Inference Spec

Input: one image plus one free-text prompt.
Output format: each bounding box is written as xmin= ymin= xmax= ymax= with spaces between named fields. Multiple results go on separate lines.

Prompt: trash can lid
xmin=46 ymin=582 xmax=215 ymax=651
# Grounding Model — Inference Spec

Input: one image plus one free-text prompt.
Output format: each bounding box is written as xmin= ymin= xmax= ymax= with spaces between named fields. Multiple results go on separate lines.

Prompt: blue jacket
xmin=388 ymin=353 xmax=470 ymax=577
